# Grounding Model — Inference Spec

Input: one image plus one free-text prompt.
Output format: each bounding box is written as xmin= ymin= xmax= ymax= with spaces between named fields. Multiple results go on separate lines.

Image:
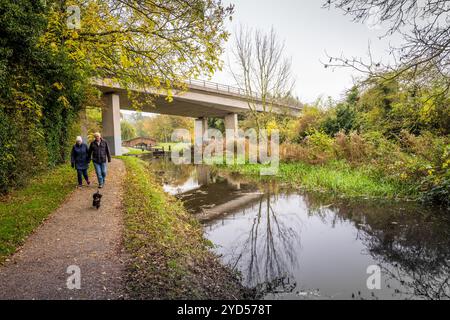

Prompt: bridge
xmin=122 ymin=137 xmax=157 ymax=149
xmin=91 ymin=78 xmax=302 ymax=155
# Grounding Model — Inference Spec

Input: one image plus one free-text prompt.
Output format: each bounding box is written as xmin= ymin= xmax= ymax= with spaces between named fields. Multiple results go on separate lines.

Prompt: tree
xmin=0 ymin=0 xmax=89 ymax=192
xmin=130 ymin=114 xmax=193 ymax=142
xmin=230 ymin=26 xmax=296 ymax=131
xmin=43 ymin=0 xmax=234 ymax=106
xmin=207 ymin=118 xmax=225 ymax=132
xmin=121 ymin=120 xmax=137 ymax=141
xmin=323 ymin=0 xmax=450 ymax=95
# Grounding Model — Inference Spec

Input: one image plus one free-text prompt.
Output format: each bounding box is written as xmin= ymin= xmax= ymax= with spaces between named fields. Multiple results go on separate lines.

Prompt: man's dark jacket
xmin=89 ymin=139 xmax=111 ymax=164
xmin=71 ymin=143 xmax=90 ymax=170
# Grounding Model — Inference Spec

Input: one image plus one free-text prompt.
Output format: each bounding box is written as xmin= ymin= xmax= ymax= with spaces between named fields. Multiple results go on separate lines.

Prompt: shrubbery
xmin=280 ymin=80 xmax=449 ymax=207
xmin=0 ymin=1 xmax=88 ymax=193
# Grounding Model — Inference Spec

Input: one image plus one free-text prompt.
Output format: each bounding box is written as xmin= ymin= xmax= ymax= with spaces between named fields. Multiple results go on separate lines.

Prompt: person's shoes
xmin=77 ymin=185 xmax=82 ymax=188
xmin=98 ymin=184 xmax=103 ymax=189
xmin=87 ymin=180 xmax=91 ymax=186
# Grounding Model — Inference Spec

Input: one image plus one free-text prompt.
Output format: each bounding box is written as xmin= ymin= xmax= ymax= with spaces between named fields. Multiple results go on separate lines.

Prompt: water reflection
xmin=333 ymin=202 xmax=450 ymax=300
xmin=144 ymin=156 xmax=450 ymax=300
xmin=218 ymin=192 xmax=303 ymax=293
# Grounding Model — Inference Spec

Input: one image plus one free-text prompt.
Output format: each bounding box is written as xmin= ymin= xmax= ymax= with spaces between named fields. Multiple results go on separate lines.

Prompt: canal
xmin=144 ymin=155 xmax=450 ymax=300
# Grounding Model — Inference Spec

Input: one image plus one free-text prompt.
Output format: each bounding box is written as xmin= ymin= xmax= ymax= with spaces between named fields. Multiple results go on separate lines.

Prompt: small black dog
xmin=92 ymin=190 xmax=102 ymax=209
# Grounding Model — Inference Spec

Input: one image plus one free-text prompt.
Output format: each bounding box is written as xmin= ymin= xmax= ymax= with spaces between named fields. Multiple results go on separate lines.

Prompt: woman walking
xmin=71 ymin=136 xmax=91 ymax=187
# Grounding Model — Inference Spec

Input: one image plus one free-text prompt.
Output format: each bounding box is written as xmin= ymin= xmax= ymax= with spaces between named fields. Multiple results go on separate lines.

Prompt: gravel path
xmin=0 ymin=159 xmax=126 ymax=300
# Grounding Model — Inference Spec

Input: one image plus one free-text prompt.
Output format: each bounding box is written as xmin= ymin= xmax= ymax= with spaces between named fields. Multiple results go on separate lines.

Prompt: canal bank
xmin=215 ymin=161 xmax=416 ymax=200
xmin=119 ymin=156 xmax=252 ymax=299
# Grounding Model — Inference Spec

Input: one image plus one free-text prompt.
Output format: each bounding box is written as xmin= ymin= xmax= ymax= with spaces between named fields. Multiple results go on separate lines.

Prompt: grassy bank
xmin=123 ymin=148 xmax=151 ymax=155
xmin=119 ymin=156 xmax=250 ymax=299
xmin=218 ymin=160 xmax=415 ymax=199
xmin=155 ymin=142 xmax=191 ymax=152
xmin=0 ymin=165 xmax=76 ymax=262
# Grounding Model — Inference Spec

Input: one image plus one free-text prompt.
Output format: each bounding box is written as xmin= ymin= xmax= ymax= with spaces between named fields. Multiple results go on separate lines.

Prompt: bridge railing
xmin=186 ymin=78 xmax=261 ymax=99
xmin=186 ymin=78 xmax=302 ymax=109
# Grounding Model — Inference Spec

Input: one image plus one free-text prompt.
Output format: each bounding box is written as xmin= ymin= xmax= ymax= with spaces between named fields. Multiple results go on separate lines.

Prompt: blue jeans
xmin=77 ymin=169 xmax=89 ymax=185
xmin=93 ymin=162 xmax=107 ymax=185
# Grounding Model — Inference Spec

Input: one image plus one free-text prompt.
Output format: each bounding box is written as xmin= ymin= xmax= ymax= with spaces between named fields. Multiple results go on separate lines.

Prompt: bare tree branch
xmin=322 ymin=0 xmax=450 ymax=95
xmin=230 ymin=25 xmax=296 ymax=130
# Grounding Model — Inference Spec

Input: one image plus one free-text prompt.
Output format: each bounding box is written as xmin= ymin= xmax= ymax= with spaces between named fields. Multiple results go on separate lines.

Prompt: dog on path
xmin=92 ymin=190 xmax=102 ymax=209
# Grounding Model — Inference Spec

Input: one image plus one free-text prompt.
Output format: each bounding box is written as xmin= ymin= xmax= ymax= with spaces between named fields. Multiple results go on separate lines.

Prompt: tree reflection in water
xmin=303 ymin=193 xmax=450 ymax=300
xmin=358 ymin=211 xmax=450 ymax=299
xmin=223 ymin=191 xmax=302 ymax=294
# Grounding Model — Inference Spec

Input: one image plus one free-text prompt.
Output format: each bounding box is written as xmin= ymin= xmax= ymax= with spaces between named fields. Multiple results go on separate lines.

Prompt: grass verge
xmin=218 ymin=160 xmax=415 ymax=199
xmin=118 ymin=156 xmax=250 ymax=299
xmin=0 ymin=164 xmax=76 ymax=263
xmin=123 ymin=148 xmax=151 ymax=155
xmin=155 ymin=142 xmax=191 ymax=152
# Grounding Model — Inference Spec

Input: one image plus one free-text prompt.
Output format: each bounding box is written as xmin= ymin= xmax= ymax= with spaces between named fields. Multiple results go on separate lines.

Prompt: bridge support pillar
xmin=102 ymin=93 xmax=122 ymax=156
xmin=224 ymin=113 xmax=238 ymax=158
xmin=194 ymin=117 xmax=208 ymax=163
xmin=224 ymin=113 xmax=238 ymax=135
xmin=194 ymin=117 xmax=208 ymax=144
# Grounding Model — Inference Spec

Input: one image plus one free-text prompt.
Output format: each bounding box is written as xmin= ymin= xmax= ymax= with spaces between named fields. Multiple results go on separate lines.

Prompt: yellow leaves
xmin=443 ymin=159 xmax=449 ymax=169
xmin=53 ymin=82 xmax=64 ymax=91
xmin=419 ymin=96 xmax=436 ymax=124
xmin=71 ymin=30 xmax=79 ymax=39
xmin=165 ymin=89 xmax=174 ymax=103
xmin=11 ymin=89 xmax=43 ymax=118
xmin=120 ymin=54 xmax=134 ymax=68
xmin=266 ymin=119 xmax=278 ymax=135
xmin=57 ymin=96 xmax=70 ymax=109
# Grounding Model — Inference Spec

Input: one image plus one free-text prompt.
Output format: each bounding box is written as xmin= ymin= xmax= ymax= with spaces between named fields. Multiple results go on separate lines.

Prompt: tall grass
xmin=222 ymin=160 xmax=414 ymax=199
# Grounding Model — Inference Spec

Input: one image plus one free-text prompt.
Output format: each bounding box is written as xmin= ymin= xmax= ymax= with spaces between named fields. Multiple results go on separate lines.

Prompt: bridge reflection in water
xmin=144 ymin=156 xmax=450 ymax=300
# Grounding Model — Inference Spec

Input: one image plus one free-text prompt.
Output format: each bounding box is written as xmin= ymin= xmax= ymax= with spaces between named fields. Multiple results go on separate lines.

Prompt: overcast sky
xmin=124 ymin=0 xmax=402 ymax=117
xmin=210 ymin=0 xmax=403 ymax=104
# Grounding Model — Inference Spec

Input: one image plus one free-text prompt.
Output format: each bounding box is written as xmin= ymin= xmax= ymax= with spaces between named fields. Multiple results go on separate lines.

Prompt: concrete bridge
xmin=93 ymin=78 xmax=302 ymax=155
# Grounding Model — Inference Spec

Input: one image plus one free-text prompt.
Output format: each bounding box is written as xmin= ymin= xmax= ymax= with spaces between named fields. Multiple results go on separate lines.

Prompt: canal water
xmin=144 ymin=156 xmax=450 ymax=300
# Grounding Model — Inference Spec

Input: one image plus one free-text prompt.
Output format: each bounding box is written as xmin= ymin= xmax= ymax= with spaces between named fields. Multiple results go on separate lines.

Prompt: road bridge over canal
xmin=92 ymin=79 xmax=302 ymax=155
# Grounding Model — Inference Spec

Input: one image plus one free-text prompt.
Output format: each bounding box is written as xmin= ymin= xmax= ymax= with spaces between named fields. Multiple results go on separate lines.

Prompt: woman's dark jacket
xmin=71 ymin=143 xmax=90 ymax=170
xmin=88 ymin=139 xmax=111 ymax=164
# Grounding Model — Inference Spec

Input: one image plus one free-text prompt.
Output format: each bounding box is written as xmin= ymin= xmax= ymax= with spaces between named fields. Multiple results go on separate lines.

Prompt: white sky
xmin=210 ymin=0 xmax=403 ymax=104
xmin=123 ymin=0 xmax=402 ymax=117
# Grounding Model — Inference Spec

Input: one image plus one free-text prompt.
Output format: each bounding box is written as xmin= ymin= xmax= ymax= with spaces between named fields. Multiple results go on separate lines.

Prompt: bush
xmin=281 ymin=130 xmax=335 ymax=164
xmin=0 ymin=1 xmax=88 ymax=193
xmin=321 ymin=103 xmax=358 ymax=136
xmin=291 ymin=105 xmax=324 ymax=141
xmin=418 ymin=144 xmax=450 ymax=207
xmin=333 ymin=131 xmax=370 ymax=163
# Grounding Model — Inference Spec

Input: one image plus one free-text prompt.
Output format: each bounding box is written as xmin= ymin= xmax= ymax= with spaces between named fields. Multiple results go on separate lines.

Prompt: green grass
xmin=118 ymin=156 xmax=246 ymax=299
xmin=154 ymin=142 xmax=191 ymax=152
xmin=123 ymin=147 xmax=151 ymax=155
xmin=218 ymin=160 xmax=415 ymax=199
xmin=0 ymin=164 xmax=76 ymax=262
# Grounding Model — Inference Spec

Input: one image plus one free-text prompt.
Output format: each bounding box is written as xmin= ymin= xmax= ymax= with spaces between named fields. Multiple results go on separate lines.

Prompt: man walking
xmin=89 ymin=132 xmax=111 ymax=188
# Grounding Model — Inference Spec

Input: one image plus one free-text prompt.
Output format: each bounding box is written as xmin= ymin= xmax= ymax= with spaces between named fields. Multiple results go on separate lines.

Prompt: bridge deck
xmin=93 ymin=78 xmax=301 ymax=118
